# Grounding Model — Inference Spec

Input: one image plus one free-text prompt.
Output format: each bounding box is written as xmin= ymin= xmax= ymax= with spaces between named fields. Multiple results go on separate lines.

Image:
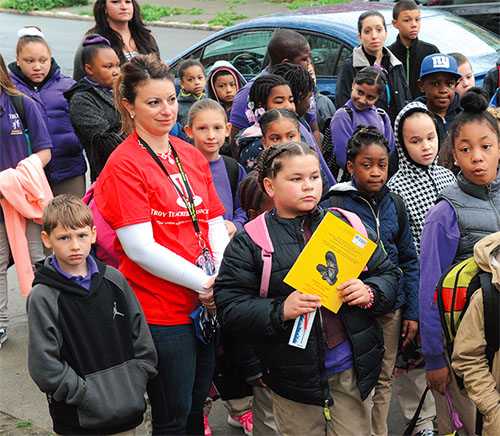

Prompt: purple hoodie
xmin=419 ymin=200 xmax=460 ymax=370
xmin=329 ymin=99 xmax=394 ymax=169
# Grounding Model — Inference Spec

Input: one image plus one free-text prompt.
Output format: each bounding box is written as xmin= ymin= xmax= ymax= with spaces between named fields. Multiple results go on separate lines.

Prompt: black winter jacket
xmin=335 ymin=46 xmax=412 ymax=123
xmin=64 ymin=79 xmax=125 ymax=182
xmin=388 ymin=36 xmax=439 ymax=100
xmin=214 ymin=207 xmax=399 ymax=407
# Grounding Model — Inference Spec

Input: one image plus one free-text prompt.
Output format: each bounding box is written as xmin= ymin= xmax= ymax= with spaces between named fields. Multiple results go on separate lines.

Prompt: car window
xmin=200 ymin=30 xmax=274 ymax=75
xmin=301 ymin=32 xmax=351 ymax=77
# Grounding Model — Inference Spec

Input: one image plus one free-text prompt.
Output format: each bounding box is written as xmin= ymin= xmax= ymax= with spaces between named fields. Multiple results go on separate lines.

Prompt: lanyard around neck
xmin=138 ymin=135 xmax=201 ymax=235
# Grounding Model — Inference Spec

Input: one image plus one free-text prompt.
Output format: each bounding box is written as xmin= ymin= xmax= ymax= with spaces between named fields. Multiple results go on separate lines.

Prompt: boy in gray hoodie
xmin=27 ymin=194 xmax=157 ymax=436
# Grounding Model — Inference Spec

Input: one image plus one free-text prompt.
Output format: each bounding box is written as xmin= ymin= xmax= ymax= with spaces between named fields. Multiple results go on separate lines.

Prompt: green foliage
xmin=16 ymin=420 xmax=32 ymax=428
xmin=189 ymin=19 xmax=206 ymax=24
xmin=0 ymin=0 xmax=87 ymax=11
xmin=140 ymin=4 xmax=203 ymax=21
xmin=77 ymin=9 xmax=92 ymax=15
xmin=264 ymin=0 xmax=348 ymax=9
xmin=208 ymin=0 xmax=248 ymax=26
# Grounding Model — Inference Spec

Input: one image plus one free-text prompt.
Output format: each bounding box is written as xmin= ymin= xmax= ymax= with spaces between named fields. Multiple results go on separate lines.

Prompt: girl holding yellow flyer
xmin=214 ymin=142 xmax=398 ymax=436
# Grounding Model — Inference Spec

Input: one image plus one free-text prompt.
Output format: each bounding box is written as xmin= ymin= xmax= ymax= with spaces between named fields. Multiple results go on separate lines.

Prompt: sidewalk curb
xmin=0 ymin=7 xmax=224 ymax=31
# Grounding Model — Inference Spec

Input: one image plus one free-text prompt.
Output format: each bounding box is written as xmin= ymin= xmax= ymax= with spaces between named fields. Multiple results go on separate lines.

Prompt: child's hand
xmin=401 ymin=320 xmax=418 ymax=348
xmin=225 ymin=220 xmax=237 ymax=239
xmin=283 ymin=290 xmax=321 ymax=321
xmin=338 ymin=279 xmax=370 ymax=306
xmin=426 ymin=366 xmax=451 ymax=395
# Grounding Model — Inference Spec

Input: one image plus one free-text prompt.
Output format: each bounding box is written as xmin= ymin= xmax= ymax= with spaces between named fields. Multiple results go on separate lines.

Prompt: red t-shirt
xmin=94 ymin=132 xmax=225 ymax=325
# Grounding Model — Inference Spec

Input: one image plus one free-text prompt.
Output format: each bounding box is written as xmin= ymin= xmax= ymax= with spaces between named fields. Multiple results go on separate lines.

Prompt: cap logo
xmin=432 ymin=56 xmax=450 ymax=69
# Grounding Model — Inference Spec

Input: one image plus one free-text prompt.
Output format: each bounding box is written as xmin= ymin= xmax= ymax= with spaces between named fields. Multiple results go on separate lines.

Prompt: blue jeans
xmin=147 ymin=323 xmax=216 ymax=435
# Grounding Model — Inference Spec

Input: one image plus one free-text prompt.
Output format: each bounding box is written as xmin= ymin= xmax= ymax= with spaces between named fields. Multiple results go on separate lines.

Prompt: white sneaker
xmin=0 ymin=328 xmax=7 ymax=348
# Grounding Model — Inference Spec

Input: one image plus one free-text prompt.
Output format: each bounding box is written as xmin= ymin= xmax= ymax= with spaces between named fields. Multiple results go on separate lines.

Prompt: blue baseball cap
xmin=419 ymin=54 xmax=462 ymax=80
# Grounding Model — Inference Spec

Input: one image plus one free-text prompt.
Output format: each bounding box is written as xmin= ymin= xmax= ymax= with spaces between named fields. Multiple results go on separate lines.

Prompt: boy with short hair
xmin=207 ymin=60 xmax=247 ymax=118
xmin=229 ymin=29 xmax=321 ymax=158
xmin=388 ymin=0 xmax=439 ymax=99
xmin=27 ymin=194 xmax=157 ymax=436
xmin=416 ymin=53 xmax=462 ymax=143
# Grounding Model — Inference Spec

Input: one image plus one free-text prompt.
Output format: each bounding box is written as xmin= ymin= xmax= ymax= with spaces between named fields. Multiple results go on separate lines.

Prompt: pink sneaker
xmin=204 ymin=414 xmax=212 ymax=436
xmin=228 ymin=411 xmax=253 ymax=436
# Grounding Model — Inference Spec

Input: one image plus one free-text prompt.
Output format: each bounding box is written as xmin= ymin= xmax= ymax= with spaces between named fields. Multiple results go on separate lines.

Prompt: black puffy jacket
xmin=214 ymin=207 xmax=398 ymax=407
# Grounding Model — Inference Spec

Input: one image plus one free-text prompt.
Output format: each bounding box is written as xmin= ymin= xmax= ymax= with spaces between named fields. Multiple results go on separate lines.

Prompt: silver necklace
xmin=155 ymin=145 xmax=175 ymax=165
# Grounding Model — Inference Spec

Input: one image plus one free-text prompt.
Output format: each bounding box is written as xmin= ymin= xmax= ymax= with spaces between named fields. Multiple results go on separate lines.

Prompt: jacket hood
xmin=328 ymin=181 xmax=390 ymax=204
xmin=9 ymin=58 xmax=60 ymax=90
xmin=33 ymin=257 xmax=104 ymax=297
xmin=63 ymin=77 xmax=98 ymax=102
xmin=393 ymin=101 xmax=441 ymax=170
xmin=474 ymin=232 xmax=500 ymax=290
xmin=206 ymin=61 xmax=247 ymax=102
xmin=352 ymin=45 xmax=402 ymax=70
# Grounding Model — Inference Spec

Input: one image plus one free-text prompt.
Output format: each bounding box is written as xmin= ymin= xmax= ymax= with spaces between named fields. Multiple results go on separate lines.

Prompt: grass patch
xmin=140 ymin=4 xmax=203 ymax=21
xmin=208 ymin=0 xmax=248 ymax=26
xmin=16 ymin=420 xmax=32 ymax=428
xmin=77 ymin=9 xmax=91 ymax=15
xmin=189 ymin=19 xmax=206 ymax=24
xmin=265 ymin=0 xmax=348 ymax=9
xmin=208 ymin=10 xmax=248 ymax=25
xmin=0 ymin=0 xmax=87 ymax=11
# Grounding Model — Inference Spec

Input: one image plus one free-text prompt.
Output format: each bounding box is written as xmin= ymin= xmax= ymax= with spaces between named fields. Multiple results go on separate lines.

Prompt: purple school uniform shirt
xmin=419 ymin=200 xmax=460 ymax=370
xmin=329 ymin=99 xmax=395 ymax=169
xmin=0 ymin=92 xmax=52 ymax=172
xmin=209 ymin=157 xmax=248 ymax=229
xmin=298 ymin=122 xmax=336 ymax=186
xmin=51 ymin=254 xmax=99 ymax=291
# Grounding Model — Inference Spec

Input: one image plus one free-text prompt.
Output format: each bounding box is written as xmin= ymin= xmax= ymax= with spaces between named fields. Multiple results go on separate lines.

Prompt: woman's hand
xmin=338 ymin=279 xmax=370 ymax=306
xmin=426 ymin=366 xmax=451 ymax=394
xmin=225 ymin=220 xmax=237 ymax=239
xmin=283 ymin=290 xmax=321 ymax=321
xmin=401 ymin=320 xmax=419 ymax=348
xmin=199 ymin=289 xmax=216 ymax=315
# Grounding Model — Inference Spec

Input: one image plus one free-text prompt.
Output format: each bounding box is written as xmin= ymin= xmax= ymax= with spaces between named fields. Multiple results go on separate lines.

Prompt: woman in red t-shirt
xmin=94 ymin=54 xmax=229 ymax=435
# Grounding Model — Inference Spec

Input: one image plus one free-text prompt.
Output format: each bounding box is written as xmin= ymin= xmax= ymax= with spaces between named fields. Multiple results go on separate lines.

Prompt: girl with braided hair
xmin=327 ymin=125 xmax=419 ymax=436
xmin=215 ymin=141 xmax=398 ymax=436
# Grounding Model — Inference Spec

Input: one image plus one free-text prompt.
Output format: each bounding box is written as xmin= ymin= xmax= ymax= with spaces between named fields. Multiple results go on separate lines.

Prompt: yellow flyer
xmin=284 ymin=212 xmax=376 ymax=313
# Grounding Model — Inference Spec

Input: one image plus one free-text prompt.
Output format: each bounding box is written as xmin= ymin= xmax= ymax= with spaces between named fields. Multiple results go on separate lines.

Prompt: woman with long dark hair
xmin=73 ymin=0 xmax=160 ymax=80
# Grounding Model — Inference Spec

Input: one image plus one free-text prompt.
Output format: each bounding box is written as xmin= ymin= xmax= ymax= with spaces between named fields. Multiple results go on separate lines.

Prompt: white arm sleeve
xmin=208 ymin=215 xmax=230 ymax=269
xmin=116 ymin=222 xmax=210 ymax=294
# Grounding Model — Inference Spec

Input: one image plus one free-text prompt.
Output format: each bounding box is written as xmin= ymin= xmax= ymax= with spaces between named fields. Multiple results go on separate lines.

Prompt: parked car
xmin=167 ymin=2 xmax=500 ymax=100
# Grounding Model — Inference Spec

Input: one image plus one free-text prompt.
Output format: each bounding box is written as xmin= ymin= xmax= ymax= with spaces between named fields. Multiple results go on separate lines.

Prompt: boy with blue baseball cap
xmin=415 ymin=53 xmax=462 ymax=142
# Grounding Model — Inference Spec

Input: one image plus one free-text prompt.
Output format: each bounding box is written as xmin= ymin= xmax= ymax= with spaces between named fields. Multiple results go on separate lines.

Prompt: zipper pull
xmin=324 ymin=400 xmax=331 ymax=420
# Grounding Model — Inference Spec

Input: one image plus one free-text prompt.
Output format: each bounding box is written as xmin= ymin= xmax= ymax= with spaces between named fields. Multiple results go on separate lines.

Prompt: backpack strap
xmin=221 ymin=155 xmax=239 ymax=199
xmin=376 ymin=107 xmax=387 ymax=126
xmin=329 ymin=207 xmax=367 ymax=237
xmin=244 ymin=213 xmax=274 ymax=298
xmin=328 ymin=193 xmax=345 ymax=209
xmin=10 ymin=94 xmax=32 ymax=155
xmin=481 ymin=272 xmax=499 ymax=368
xmin=390 ymin=192 xmax=406 ymax=246
xmin=342 ymin=105 xmax=354 ymax=124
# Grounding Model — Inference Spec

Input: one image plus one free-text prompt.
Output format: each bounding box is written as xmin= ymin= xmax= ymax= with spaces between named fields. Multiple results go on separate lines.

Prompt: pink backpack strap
xmin=244 ymin=213 xmax=274 ymax=298
xmin=329 ymin=207 xmax=369 ymax=271
xmin=329 ymin=207 xmax=367 ymax=237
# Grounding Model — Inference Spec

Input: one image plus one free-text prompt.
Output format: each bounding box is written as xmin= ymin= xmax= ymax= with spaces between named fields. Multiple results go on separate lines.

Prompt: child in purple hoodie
xmin=420 ymin=87 xmax=500 ymax=435
xmin=329 ymin=67 xmax=394 ymax=181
